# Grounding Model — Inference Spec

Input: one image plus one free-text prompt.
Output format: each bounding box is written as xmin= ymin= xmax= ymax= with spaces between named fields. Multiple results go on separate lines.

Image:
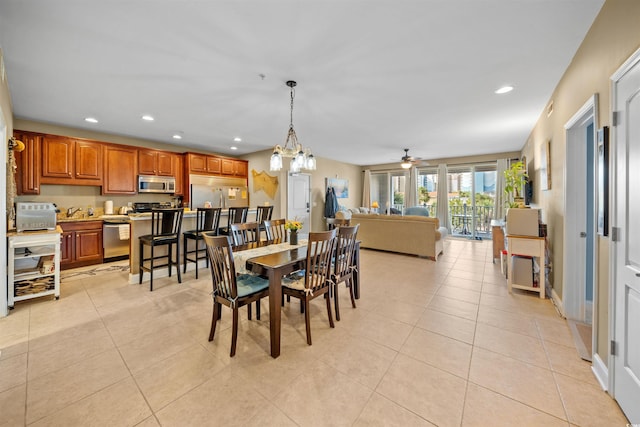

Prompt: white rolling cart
xmin=7 ymin=226 xmax=62 ymax=310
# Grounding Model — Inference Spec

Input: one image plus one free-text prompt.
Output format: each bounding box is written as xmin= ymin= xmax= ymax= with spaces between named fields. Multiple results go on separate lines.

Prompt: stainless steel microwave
xmin=138 ymin=175 xmax=176 ymax=194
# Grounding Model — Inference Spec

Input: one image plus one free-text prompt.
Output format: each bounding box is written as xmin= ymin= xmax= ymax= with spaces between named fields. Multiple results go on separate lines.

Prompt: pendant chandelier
xmin=270 ymin=80 xmax=316 ymax=172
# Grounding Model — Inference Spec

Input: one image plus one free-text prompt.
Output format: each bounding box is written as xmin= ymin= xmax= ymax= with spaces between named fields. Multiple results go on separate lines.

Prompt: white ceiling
xmin=0 ymin=0 xmax=604 ymax=166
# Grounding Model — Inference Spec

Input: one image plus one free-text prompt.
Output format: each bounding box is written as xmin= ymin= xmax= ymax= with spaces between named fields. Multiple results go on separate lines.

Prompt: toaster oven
xmin=15 ymin=202 xmax=58 ymax=232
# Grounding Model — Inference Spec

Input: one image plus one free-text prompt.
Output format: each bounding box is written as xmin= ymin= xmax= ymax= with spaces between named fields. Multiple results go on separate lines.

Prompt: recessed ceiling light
xmin=84 ymin=117 xmax=98 ymax=123
xmin=230 ymin=146 xmax=238 ymax=150
xmin=141 ymin=115 xmax=155 ymax=121
xmin=172 ymin=134 xmax=182 ymax=140
xmin=233 ymin=137 xmax=242 ymax=142
xmin=495 ymin=85 xmax=514 ymax=94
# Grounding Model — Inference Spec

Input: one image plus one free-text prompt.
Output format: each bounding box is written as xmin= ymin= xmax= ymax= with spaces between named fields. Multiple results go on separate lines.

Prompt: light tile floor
xmin=0 ymin=238 xmax=630 ymax=426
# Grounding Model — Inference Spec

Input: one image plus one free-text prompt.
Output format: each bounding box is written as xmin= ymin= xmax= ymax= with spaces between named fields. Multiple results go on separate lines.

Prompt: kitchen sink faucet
xmin=67 ymin=207 xmax=82 ymax=217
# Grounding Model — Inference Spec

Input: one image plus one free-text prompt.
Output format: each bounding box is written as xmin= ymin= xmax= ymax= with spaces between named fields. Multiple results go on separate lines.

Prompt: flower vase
xmin=290 ymin=230 xmax=298 ymax=245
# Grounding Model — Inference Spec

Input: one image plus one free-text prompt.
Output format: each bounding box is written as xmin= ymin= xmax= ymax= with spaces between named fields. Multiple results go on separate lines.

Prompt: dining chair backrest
xmin=303 ymin=229 xmax=337 ymax=293
xmin=263 ymin=218 xmax=287 ymax=243
xmin=150 ymin=208 xmax=184 ymax=237
xmin=256 ymin=205 xmax=273 ymax=223
xmin=334 ymin=224 xmax=359 ymax=277
xmin=326 ymin=218 xmax=350 ymax=230
xmin=202 ymin=234 xmax=239 ymax=300
xmin=196 ymin=207 xmax=222 ymax=234
xmin=230 ymin=221 xmax=260 ymax=246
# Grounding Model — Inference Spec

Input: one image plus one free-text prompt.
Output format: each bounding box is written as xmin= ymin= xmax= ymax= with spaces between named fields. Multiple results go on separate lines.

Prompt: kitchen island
xmin=127 ymin=208 xmax=256 ymax=284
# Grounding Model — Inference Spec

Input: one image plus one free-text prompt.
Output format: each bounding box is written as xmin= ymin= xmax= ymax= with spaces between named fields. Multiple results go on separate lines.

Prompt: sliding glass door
xmin=447 ymin=164 xmax=496 ymax=239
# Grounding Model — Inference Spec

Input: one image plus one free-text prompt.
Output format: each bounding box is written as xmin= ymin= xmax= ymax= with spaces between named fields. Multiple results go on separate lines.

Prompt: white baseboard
xmin=551 ymin=288 xmax=565 ymax=317
xmin=592 ymin=353 xmax=609 ymax=391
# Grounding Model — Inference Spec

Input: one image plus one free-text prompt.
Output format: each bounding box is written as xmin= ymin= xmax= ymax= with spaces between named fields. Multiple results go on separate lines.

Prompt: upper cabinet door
xmin=206 ymin=156 xmax=221 ymax=174
xmin=13 ymin=130 xmax=41 ymax=195
xmin=75 ymin=140 xmax=103 ymax=181
xmin=103 ymin=145 xmax=138 ymax=194
xmin=157 ymin=152 xmax=174 ymax=176
xmin=138 ymin=149 xmax=158 ymax=175
xmin=42 ymin=135 xmax=74 ymax=179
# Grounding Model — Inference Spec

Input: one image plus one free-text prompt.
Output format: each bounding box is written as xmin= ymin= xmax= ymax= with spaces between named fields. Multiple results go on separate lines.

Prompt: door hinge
xmin=611 ymin=227 xmax=621 ymax=242
xmin=611 ymin=340 xmax=617 ymax=356
xmin=612 ymin=111 xmax=619 ymax=126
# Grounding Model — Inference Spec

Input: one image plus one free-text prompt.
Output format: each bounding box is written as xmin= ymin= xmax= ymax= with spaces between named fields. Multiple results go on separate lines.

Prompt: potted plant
xmin=285 ymin=219 xmax=303 ymax=245
xmin=504 ymin=161 xmax=528 ymax=208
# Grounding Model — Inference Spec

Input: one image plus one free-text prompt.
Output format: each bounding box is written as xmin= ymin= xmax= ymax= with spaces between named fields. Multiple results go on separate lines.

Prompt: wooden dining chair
xmin=230 ymin=221 xmax=260 ymax=246
xmin=326 ymin=217 xmax=350 ymax=230
xmin=263 ymin=218 xmax=287 ymax=243
xmin=282 ymin=229 xmax=337 ymax=345
xmin=182 ymin=207 xmax=221 ymax=279
xmin=202 ymin=234 xmax=269 ymax=357
xmin=331 ymin=224 xmax=359 ymax=321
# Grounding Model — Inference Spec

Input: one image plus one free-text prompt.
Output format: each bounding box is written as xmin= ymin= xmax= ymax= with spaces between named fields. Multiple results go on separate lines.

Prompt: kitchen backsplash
xmin=15 ymin=184 xmax=175 ymax=218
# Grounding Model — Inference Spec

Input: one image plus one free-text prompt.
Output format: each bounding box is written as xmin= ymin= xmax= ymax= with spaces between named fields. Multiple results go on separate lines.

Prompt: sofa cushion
xmin=404 ymin=206 xmax=430 ymax=217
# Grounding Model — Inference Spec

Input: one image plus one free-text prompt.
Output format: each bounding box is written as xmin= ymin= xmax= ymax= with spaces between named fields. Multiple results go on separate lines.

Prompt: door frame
xmin=562 ymin=94 xmax=599 ymax=326
xmin=0 ymin=108 xmax=7 ymax=318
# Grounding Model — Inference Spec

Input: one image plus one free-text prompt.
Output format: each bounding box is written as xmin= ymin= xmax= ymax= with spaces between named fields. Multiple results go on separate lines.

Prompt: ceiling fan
xmin=400 ymin=148 xmax=417 ymax=169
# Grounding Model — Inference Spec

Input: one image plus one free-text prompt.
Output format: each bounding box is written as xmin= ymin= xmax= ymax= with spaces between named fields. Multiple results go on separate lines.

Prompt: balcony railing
xmin=394 ymin=203 xmax=494 ymax=236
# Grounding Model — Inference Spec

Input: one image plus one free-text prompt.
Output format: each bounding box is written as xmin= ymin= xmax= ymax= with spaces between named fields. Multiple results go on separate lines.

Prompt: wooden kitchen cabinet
xmin=13 ymin=130 xmax=41 ymax=195
xmin=41 ymin=136 xmax=103 ymax=185
xmin=59 ymin=221 xmax=104 ymax=270
xmin=103 ymin=144 xmax=138 ymax=194
xmin=186 ymin=152 xmax=246 ymax=178
xmin=173 ymin=153 xmax=184 ymax=196
xmin=139 ymin=148 xmax=174 ymax=176
xmin=221 ymin=158 xmax=248 ymax=177
xmin=187 ymin=153 xmax=219 ymax=174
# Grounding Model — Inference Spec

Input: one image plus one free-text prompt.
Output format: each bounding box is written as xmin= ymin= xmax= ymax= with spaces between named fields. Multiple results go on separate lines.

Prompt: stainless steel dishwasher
xmin=102 ymin=216 xmax=130 ymax=261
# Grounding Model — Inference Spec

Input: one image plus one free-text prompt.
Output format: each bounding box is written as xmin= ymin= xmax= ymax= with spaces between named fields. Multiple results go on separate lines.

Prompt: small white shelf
xmin=7 ymin=228 xmax=62 ymax=311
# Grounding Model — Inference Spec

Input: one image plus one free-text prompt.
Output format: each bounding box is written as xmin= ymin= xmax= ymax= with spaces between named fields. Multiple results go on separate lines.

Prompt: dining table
xmin=234 ymin=239 xmax=361 ymax=358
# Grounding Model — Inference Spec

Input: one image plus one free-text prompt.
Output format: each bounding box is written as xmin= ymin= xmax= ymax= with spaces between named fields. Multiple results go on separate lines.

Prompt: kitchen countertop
xmin=56 ymin=208 xmax=257 ymax=223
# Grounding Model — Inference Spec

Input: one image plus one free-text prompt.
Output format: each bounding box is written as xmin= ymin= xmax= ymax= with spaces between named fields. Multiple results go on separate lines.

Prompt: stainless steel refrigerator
xmin=189 ymin=174 xmax=249 ymax=209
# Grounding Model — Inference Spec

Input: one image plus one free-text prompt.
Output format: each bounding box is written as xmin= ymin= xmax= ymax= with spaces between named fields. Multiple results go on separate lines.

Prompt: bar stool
xmin=139 ymin=208 xmax=184 ymax=291
xmin=183 ymin=207 xmax=221 ymax=279
xmin=218 ymin=206 xmax=248 ymax=235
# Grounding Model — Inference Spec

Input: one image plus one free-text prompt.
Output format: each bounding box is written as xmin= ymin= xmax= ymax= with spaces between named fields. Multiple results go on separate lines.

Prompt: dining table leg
xmin=268 ymin=268 xmax=283 ymax=358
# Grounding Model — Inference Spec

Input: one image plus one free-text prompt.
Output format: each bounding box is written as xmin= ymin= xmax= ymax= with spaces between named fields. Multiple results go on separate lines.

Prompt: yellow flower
xmin=285 ymin=220 xmax=303 ymax=231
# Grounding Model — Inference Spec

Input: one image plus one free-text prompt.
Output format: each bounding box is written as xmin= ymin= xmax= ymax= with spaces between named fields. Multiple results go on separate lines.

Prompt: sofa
xmin=350 ymin=213 xmax=446 ymax=260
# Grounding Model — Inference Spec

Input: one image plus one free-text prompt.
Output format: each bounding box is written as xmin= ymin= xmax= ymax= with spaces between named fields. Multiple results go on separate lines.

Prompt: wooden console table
xmin=507 ymin=234 xmax=545 ymax=298
xmin=490 ymin=219 xmax=505 ymax=263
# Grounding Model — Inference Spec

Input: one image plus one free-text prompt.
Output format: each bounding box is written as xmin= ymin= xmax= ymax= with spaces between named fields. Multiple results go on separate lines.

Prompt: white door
xmin=287 ymin=173 xmax=311 ymax=238
xmin=612 ymin=49 xmax=640 ymax=423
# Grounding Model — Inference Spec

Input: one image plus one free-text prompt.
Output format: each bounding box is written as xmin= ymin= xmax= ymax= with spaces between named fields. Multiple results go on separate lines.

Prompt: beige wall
xmin=241 ymin=149 xmax=363 ymax=232
xmin=521 ymin=0 xmax=640 ymax=365
xmin=0 ymin=50 xmax=13 ymax=134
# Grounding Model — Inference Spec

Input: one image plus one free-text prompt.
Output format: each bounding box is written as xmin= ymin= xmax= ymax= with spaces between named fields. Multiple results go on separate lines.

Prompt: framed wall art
xmin=326 ymin=177 xmax=349 ymax=198
xmin=539 ymin=140 xmax=551 ymax=190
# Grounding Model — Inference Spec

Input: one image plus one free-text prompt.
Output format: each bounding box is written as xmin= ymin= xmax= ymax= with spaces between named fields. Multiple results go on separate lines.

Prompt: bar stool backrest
xmin=227 ymin=206 xmax=248 ymax=227
xmin=256 ymin=205 xmax=273 ymax=223
xmin=151 ymin=208 xmax=184 ymax=237
xmin=197 ymin=207 xmax=222 ymax=234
